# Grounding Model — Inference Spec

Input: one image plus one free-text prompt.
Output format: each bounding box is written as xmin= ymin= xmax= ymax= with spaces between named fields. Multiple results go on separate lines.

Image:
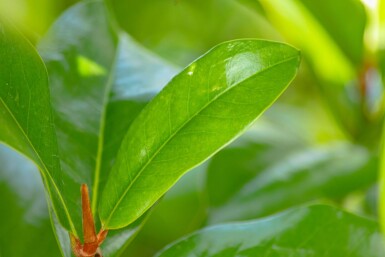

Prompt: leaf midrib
xmin=0 ymin=96 xmax=77 ymax=235
xmin=91 ymin=39 xmax=119 ymax=214
xmin=103 ymin=53 xmax=298 ymax=227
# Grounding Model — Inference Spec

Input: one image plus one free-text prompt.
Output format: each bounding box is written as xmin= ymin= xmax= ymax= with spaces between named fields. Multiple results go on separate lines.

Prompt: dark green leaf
xmin=38 ymin=1 xmax=118 ymax=234
xmin=99 ymin=40 xmax=300 ymax=229
xmin=37 ymin=0 xmax=177 ymax=252
xmin=0 ymin=18 xmax=77 ymax=235
xmin=157 ymin=205 xmax=385 ymax=257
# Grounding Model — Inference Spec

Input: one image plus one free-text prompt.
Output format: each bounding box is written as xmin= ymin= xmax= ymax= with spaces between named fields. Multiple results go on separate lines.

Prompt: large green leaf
xmin=99 ymin=40 xmax=300 ymax=229
xmin=38 ymin=1 xmax=118 ymax=233
xmin=0 ymin=145 xmax=61 ymax=257
xmin=209 ymin=141 xmax=376 ymax=223
xmin=206 ymin=104 xmax=377 ymax=223
xmin=37 ymin=0 xmax=178 ymax=252
xmin=157 ymin=205 xmax=385 ymax=257
xmin=0 ymin=18 xmax=77 ymax=234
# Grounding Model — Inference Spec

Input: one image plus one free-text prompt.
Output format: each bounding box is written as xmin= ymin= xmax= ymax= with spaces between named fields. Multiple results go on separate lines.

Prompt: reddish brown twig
xmin=70 ymin=184 xmax=108 ymax=257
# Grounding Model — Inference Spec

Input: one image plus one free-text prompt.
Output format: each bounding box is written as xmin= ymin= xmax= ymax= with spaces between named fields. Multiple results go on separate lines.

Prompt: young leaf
xmin=157 ymin=205 xmax=385 ymax=257
xmin=0 ymin=19 xmax=77 ymax=234
xmin=99 ymin=40 xmax=300 ymax=229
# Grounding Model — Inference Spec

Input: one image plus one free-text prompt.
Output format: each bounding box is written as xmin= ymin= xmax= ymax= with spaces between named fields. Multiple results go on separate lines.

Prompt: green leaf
xmin=37 ymin=0 xmax=178 ymax=250
xmin=380 ymin=124 xmax=385 ymax=233
xmin=37 ymin=2 xmax=118 ymax=234
xmin=0 ymin=145 xmax=62 ymax=257
xmin=156 ymin=205 xmax=385 ymax=257
xmin=0 ymin=18 xmax=77 ymax=235
xmin=206 ymin=103 xmax=377 ymax=223
xmin=99 ymin=40 xmax=300 ymax=229
xmin=208 ymin=141 xmax=376 ymax=223
xmin=122 ymin=165 xmax=208 ymax=257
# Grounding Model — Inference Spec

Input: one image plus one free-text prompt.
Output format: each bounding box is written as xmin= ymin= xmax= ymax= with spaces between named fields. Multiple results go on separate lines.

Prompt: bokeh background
xmin=0 ymin=0 xmax=384 ymax=256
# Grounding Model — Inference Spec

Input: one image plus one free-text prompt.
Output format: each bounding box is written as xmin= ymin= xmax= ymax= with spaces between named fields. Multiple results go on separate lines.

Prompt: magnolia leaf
xmin=100 ymin=39 xmax=300 ymax=229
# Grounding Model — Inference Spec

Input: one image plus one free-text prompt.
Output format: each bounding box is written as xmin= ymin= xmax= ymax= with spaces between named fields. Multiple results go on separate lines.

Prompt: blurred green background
xmin=0 ymin=0 xmax=384 ymax=256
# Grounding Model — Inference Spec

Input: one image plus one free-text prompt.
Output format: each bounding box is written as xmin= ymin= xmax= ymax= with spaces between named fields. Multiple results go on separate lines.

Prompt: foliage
xmin=0 ymin=0 xmax=385 ymax=256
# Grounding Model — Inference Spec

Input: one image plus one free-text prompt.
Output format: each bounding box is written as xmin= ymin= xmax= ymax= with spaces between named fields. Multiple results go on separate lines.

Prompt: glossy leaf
xmin=37 ymin=0 xmax=178 ymax=253
xmin=38 ymin=0 xmax=177 ymax=213
xmin=208 ymin=141 xmax=376 ymax=223
xmin=206 ymin=103 xmax=377 ymax=223
xmin=157 ymin=205 xmax=385 ymax=257
xmin=99 ymin=40 xmax=300 ymax=229
xmin=0 ymin=18 xmax=77 ymax=234
xmin=37 ymin=1 xmax=118 ymax=235
xmin=0 ymin=145 xmax=62 ymax=257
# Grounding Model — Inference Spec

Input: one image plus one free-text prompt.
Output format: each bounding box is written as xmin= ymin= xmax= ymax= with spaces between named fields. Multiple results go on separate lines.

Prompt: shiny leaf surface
xmin=207 ymin=103 xmax=377 ymax=223
xmin=37 ymin=0 xmax=118 ymax=234
xmin=100 ymin=40 xmax=300 ymax=229
xmin=157 ymin=205 xmax=385 ymax=257
xmin=0 ymin=18 xmax=76 ymax=234
xmin=37 ymin=0 xmax=177 ymax=240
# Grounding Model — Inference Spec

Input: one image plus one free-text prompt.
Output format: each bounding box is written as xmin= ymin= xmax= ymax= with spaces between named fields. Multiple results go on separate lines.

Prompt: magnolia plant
xmin=1 ymin=0 xmax=385 ymax=256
